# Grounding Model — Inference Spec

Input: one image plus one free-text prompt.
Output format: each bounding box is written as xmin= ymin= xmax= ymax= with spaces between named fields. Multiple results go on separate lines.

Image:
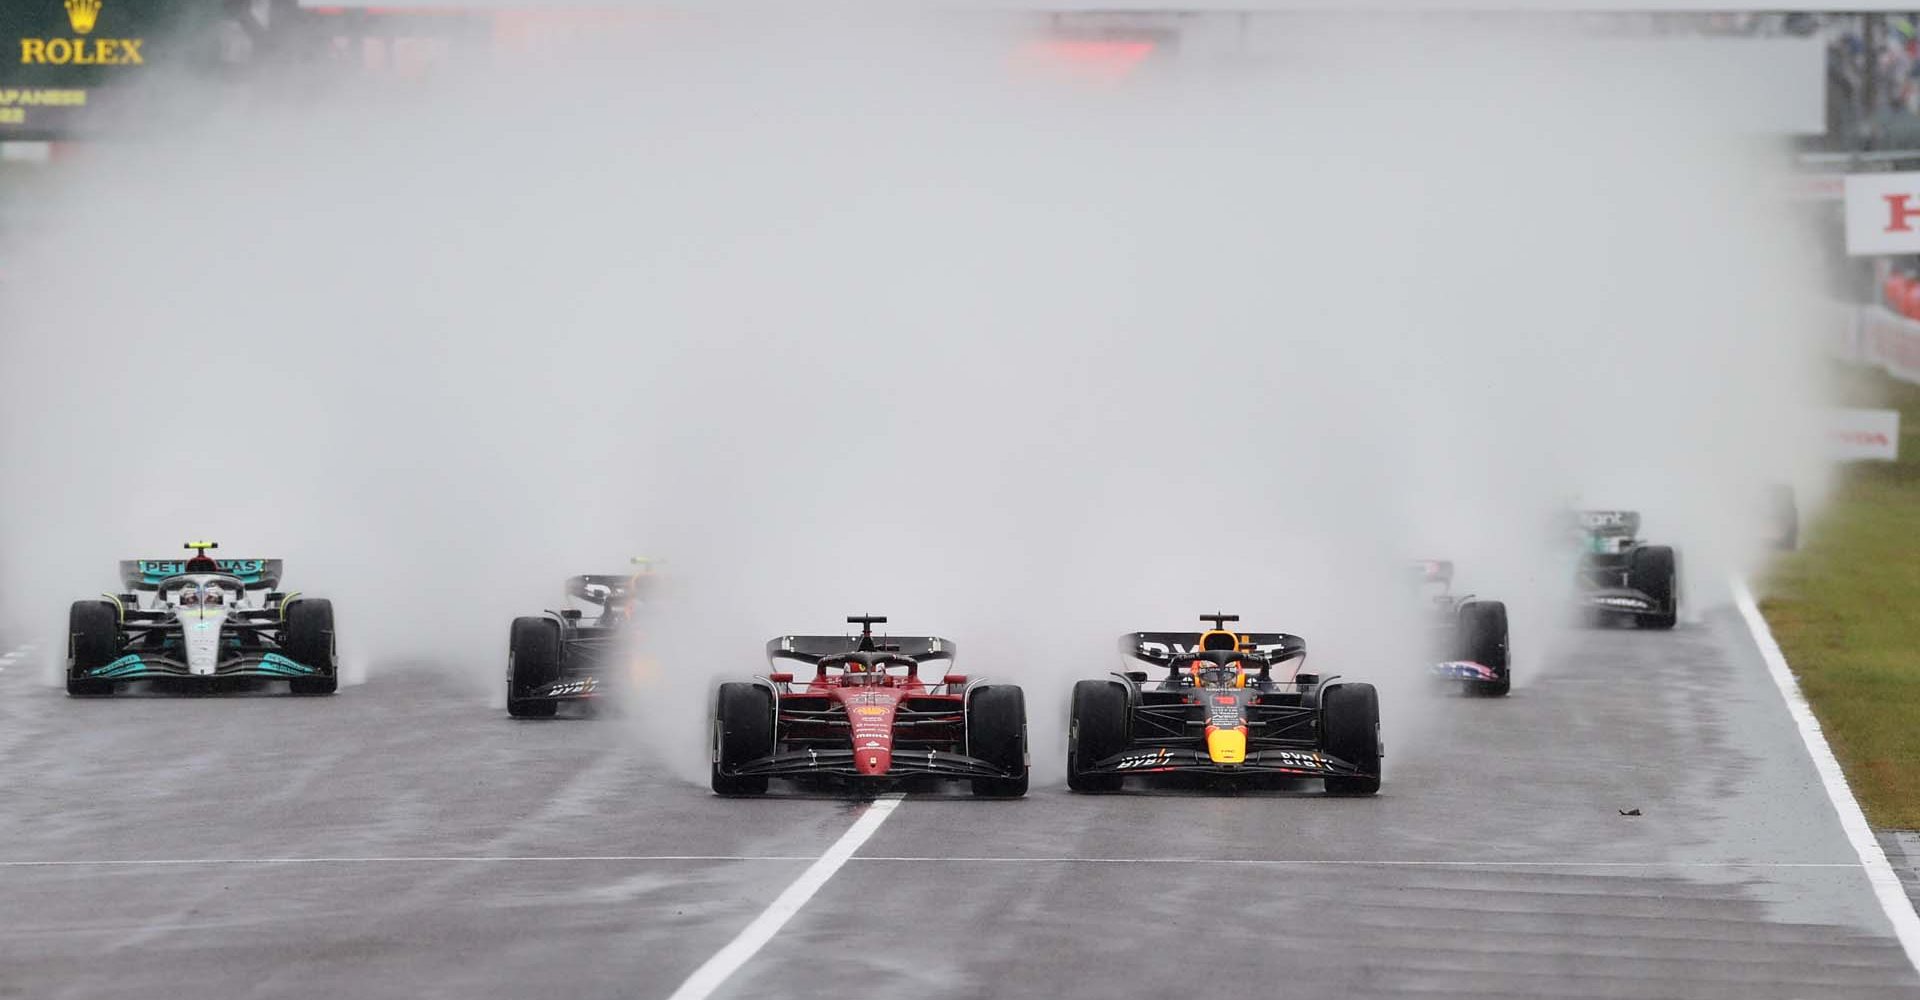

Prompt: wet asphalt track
xmin=2 ymin=598 xmax=1917 ymax=1000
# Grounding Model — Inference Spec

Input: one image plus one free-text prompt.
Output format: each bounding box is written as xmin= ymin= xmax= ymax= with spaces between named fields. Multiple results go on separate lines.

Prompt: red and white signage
xmin=1846 ymin=172 xmax=1920 ymax=255
xmin=1827 ymin=408 xmax=1901 ymax=462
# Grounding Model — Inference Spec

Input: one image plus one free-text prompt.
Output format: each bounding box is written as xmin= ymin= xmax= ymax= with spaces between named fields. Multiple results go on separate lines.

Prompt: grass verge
xmin=1763 ymin=364 xmax=1920 ymax=829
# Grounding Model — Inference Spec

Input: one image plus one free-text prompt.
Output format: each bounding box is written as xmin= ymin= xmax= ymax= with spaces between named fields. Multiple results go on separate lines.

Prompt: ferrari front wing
xmin=722 ymin=748 xmax=1017 ymax=781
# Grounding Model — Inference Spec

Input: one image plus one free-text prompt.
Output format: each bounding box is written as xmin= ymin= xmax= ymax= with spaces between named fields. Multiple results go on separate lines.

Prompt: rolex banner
xmin=0 ymin=0 xmax=181 ymax=139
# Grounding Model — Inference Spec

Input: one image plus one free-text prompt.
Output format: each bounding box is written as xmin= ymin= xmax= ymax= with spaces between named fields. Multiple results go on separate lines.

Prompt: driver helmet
xmin=202 ymin=586 xmax=226 ymax=606
xmin=177 ymin=586 xmax=201 ymax=607
xmin=1586 ymin=534 xmax=1628 ymax=555
xmin=1191 ymin=659 xmax=1248 ymax=688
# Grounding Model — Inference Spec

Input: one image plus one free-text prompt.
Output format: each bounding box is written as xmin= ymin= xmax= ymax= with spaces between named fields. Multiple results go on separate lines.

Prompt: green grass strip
xmin=1764 ymin=365 xmax=1920 ymax=829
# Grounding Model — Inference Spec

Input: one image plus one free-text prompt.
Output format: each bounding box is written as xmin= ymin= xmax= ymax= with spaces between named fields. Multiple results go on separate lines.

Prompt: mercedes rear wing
xmin=119 ymin=559 xmax=283 ymax=591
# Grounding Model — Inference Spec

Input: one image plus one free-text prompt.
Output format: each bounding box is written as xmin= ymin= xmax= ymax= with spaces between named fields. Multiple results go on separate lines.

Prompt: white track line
xmin=0 ymin=856 xmax=1866 ymax=870
xmin=664 ymin=793 xmax=903 ymax=1000
xmin=1733 ymin=577 xmax=1920 ymax=973
xmin=0 ymin=856 xmax=817 ymax=868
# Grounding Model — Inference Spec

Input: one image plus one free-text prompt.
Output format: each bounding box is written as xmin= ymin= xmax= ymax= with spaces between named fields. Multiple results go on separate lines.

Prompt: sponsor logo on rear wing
xmin=118 ymin=559 xmax=283 ymax=590
xmin=1575 ymin=510 xmax=1641 ymax=535
xmin=1121 ymin=631 xmax=1306 ymax=664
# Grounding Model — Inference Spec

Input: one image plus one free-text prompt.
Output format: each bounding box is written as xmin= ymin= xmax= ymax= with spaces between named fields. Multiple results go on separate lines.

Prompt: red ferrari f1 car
xmin=710 ymin=616 xmax=1028 ymax=797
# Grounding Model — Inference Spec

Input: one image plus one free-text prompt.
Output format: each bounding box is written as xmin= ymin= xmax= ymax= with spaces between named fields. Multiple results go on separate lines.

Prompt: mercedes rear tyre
xmin=966 ymin=685 xmax=1029 ymax=798
xmin=1629 ymin=545 xmax=1679 ymax=630
xmin=506 ymin=617 xmax=561 ymax=718
xmin=1067 ymin=680 xmax=1128 ymax=793
xmin=285 ymin=598 xmax=339 ymax=695
xmin=712 ymin=682 xmax=773 ymax=796
xmin=1320 ymin=682 xmax=1382 ymax=796
xmin=66 ymin=600 xmax=119 ymax=697
xmin=1457 ymin=600 xmax=1511 ymax=698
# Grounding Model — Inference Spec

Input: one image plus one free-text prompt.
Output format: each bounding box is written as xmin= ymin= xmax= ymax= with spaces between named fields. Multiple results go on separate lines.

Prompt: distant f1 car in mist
xmin=506 ymin=561 xmax=658 ymax=718
xmin=66 ymin=542 xmax=336 ymax=696
xmin=1066 ymin=613 xmax=1382 ymax=795
xmin=1767 ymin=484 xmax=1799 ymax=552
xmin=1413 ymin=560 xmax=1511 ymax=697
xmin=1573 ymin=511 xmax=1679 ymax=629
xmin=709 ymin=615 xmax=1028 ymax=797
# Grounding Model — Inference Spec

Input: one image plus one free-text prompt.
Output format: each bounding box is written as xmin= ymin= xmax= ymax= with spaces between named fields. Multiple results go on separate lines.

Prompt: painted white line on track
xmin=1734 ymin=577 xmax=1920 ymax=974
xmin=0 ymin=856 xmax=1870 ymax=870
xmin=0 ymin=856 xmax=817 ymax=868
xmin=664 ymin=793 xmax=903 ymax=1000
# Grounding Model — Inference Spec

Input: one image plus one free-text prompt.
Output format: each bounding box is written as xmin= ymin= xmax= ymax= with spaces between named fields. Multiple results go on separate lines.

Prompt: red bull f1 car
xmin=1414 ymin=560 xmax=1511 ymax=697
xmin=66 ymin=541 xmax=337 ymax=696
xmin=506 ymin=567 xmax=653 ymax=718
xmin=710 ymin=615 xmax=1028 ymax=797
xmin=1068 ymin=614 xmax=1382 ymax=795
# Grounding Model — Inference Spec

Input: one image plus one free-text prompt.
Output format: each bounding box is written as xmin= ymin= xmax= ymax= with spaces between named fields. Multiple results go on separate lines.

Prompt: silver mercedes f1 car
xmin=65 ymin=542 xmax=337 ymax=696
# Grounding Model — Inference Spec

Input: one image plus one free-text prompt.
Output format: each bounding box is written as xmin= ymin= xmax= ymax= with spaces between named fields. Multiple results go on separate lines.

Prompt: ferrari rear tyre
xmin=1458 ymin=600 xmax=1510 ymax=698
xmin=966 ymin=685 xmax=1029 ymax=798
xmin=506 ymin=616 xmax=560 ymax=718
xmin=712 ymin=682 xmax=773 ymax=796
xmin=1629 ymin=546 xmax=1679 ymax=630
xmin=1321 ymin=682 xmax=1381 ymax=796
xmin=66 ymin=600 xmax=119 ymax=697
xmin=1067 ymin=680 xmax=1128 ymax=792
xmin=285 ymin=599 xmax=338 ymax=695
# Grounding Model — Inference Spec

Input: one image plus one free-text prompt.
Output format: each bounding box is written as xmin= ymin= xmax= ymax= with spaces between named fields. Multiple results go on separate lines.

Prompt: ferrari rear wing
xmin=118 ymin=559 xmax=283 ymax=591
xmin=766 ymin=634 xmax=956 ymax=666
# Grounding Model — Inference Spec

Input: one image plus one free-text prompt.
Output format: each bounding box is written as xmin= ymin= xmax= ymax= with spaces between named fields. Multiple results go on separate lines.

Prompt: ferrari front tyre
xmin=66 ymin=599 xmax=119 ymax=697
xmin=1320 ymin=682 xmax=1382 ymax=796
xmin=712 ymin=682 xmax=773 ymax=796
xmin=285 ymin=598 xmax=339 ymax=695
xmin=1067 ymin=680 xmax=1128 ymax=793
xmin=506 ymin=616 xmax=560 ymax=718
xmin=1457 ymin=600 xmax=1511 ymax=698
xmin=966 ymin=685 xmax=1029 ymax=798
xmin=1629 ymin=545 xmax=1679 ymax=630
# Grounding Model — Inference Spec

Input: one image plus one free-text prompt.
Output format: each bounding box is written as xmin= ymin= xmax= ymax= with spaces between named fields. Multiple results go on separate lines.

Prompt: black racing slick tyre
xmin=1629 ymin=545 xmax=1679 ymax=631
xmin=66 ymin=600 xmax=119 ymax=697
xmin=966 ymin=685 xmax=1029 ymax=798
xmin=1067 ymin=680 xmax=1128 ymax=793
xmin=285 ymin=599 xmax=339 ymax=695
xmin=1320 ymin=682 xmax=1382 ymax=796
xmin=712 ymin=683 xmax=774 ymax=796
xmin=506 ymin=617 xmax=560 ymax=718
xmin=1458 ymin=600 xmax=1511 ymax=698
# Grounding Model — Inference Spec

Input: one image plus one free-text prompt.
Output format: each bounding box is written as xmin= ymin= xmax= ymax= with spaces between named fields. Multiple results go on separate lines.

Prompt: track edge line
xmin=1732 ymin=575 xmax=1920 ymax=975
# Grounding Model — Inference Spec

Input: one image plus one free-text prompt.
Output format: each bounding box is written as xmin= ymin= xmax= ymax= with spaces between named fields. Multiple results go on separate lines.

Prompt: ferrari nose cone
xmin=855 ymin=748 xmax=893 ymax=776
xmin=1206 ymin=727 xmax=1247 ymax=764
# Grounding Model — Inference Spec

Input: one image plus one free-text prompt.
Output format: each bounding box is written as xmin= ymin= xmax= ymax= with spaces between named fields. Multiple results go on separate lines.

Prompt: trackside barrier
xmin=1828 ymin=301 xmax=1920 ymax=385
